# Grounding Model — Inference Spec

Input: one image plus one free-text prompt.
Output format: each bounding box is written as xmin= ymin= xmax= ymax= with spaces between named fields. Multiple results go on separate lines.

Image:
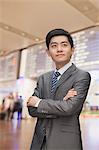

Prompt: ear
xmin=46 ymin=48 xmax=51 ymax=57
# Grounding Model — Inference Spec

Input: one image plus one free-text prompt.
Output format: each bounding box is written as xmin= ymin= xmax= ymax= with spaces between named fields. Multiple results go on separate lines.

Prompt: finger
xmin=69 ymin=92 xmax=77 ymax=96
xmin=27 ymin=96 xmax=33 ymax=102
xmin=27 ymin=100 xmax=29 ymax=105
xmin=63 ymin=97 xmax=67 ymax=100
xmin=27 ymin=102 xmax=29 ymax=106
xmin=68 ymin=89 xmax=75 ymax=94
xmin=73 ymin=91 xmax=77 ymax=95
xmin=63 ymin=93 xmax=77 ymax=100
xmin=69 ymin=91 xmax=77 ymax=94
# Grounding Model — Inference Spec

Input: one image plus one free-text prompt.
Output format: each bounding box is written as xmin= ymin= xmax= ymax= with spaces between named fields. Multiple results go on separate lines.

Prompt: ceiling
xmin=0 ymin=0 xmax=99 ymax=55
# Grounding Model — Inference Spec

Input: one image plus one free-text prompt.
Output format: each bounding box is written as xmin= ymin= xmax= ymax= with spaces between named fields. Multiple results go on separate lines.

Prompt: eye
xmin=61 ymin=43 xmax=68 ymax=47
xmin=51 ymin=44 xmax=57 ymax=48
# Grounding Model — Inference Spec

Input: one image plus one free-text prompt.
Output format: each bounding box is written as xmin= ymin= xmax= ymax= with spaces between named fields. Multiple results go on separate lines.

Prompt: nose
xmin=57 ymin=45 xmax=62 ymax=52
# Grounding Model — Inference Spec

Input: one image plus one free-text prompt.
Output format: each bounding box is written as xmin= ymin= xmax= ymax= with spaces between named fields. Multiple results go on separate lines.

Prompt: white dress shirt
xmin=55 ymin=62 xmax=72 ymax=80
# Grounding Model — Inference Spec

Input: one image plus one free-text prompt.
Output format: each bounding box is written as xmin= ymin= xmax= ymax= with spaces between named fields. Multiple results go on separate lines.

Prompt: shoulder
xmin=78 ymin=68 xmax=90 ymax=77
xmin=37 ymin=71 xmax=53 ymax=82
xmin=75 ymin=67 xmax=91 ymax=82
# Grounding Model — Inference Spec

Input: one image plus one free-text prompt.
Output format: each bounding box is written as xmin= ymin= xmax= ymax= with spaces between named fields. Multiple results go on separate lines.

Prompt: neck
xmin=56 ymin=62 xmax=68 ymax=70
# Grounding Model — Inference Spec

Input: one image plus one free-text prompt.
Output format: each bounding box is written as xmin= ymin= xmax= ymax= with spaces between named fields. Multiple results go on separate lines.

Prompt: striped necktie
xmin=51 ymin=71 xmax=60 ymax=93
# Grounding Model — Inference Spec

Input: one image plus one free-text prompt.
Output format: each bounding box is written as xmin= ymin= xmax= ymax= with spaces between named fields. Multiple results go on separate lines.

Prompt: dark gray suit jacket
xmin=28 ymin=64 xmax=91 ymax=150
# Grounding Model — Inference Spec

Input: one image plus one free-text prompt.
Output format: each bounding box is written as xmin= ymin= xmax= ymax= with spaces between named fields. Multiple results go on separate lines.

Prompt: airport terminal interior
xmin=0 ymin=0 xmax=99 ymax=150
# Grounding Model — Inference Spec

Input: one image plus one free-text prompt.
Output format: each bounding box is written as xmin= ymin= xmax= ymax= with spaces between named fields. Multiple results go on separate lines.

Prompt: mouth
xmin=56 ymin=54 xmax=65 ymax=57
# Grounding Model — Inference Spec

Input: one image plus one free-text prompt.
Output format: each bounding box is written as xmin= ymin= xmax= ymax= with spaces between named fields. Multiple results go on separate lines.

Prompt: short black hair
xmin=46 ymin=28 xmax=74 ymax=49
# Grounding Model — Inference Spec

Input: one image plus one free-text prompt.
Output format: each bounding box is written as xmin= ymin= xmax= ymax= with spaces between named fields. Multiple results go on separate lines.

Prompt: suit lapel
xmin=54 ymin=64 xmax=76 ymax=93
xmin=45 ymin=71 xmax=54 ymax=98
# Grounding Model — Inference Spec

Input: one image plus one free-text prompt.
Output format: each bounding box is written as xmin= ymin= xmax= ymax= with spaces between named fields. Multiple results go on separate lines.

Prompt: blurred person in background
xmin=0 ymin=98 xmax=6 ymax=120
xmin=12 ymin=95 xmax=23 ymax=119
xmin=3 ymin=92 xmax=15 ymax=120
xmin=16 ymin=95 xmax=23 ymax=119
xmin=27 ymin=29 xmax=91 ymax=150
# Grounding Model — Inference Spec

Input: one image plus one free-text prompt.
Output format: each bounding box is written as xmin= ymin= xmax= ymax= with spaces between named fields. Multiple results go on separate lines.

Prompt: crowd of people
xmin=0 ymin=92 xmax=23 ymax=120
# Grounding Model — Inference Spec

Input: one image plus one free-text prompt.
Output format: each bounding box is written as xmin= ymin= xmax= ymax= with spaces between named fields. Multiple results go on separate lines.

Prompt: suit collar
xmin=56 ymin=62 xmax=72 ymax=76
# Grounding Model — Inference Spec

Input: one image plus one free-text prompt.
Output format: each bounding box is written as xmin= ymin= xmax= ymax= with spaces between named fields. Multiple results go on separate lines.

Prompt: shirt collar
xmin=55 ymin=62 xmax=72 ymax=76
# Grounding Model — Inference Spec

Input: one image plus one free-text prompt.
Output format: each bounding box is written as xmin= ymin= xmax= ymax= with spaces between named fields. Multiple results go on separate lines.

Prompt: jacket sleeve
xmin=28 ymin=76 xmax=57 ymax=118
xmin=37 ymin=72 xmax=91 ymax=116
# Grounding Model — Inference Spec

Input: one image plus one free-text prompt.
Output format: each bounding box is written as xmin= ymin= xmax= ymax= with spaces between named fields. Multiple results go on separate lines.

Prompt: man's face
xmin=47 ymin=35 xmax=74 ymax=69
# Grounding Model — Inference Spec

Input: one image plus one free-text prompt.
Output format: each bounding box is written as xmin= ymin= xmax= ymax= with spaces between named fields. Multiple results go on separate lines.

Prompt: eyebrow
xmin=50 ymin=41 xmax=68 ymax=45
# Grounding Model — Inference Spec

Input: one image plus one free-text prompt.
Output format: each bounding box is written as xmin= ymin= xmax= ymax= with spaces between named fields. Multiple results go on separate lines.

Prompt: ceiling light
xmin=90 ymin=31 xmax=95 ymax=34
xmin=4 ymin=26 xmax=9 ymax=30
xmin=21 ymin=32 xmax=25 ymax=36
xmin=35 ymin=38 xmax=39 ymax=42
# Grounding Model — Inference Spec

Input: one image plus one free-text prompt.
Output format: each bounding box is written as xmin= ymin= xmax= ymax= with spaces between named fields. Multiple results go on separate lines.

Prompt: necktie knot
xmin=54 ymin=71 xmax=60 ymax=78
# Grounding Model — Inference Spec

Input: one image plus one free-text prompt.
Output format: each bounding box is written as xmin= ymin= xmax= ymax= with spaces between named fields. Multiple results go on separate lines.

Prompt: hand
xmin=27 ymin=96 xmax=41 ymax=107
xmin=63 ymin=88 xmax=77 ymax=101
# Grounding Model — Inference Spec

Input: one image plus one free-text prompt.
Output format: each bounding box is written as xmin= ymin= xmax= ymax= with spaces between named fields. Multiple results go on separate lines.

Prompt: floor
xmin=0 ymin=116 xmax=99 ymax=150
xmin=80 ymin=115 xmax=99 ymax=150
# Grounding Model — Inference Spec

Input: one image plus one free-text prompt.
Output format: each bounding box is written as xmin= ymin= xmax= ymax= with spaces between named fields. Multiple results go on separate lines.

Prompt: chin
xmin=56 ymin=59 xmax=68 ymax=63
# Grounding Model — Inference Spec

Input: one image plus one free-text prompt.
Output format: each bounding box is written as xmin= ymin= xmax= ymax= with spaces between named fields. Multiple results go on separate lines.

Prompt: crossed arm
xmin=27 ymin=88 xmax=77 ymax=118
xmin=27 ymin=88 xmax=77 ymax=107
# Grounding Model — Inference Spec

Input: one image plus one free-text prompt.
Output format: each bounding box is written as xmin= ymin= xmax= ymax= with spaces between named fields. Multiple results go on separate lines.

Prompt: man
xmin=27 ymin=28 xmax=91 ymax=150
